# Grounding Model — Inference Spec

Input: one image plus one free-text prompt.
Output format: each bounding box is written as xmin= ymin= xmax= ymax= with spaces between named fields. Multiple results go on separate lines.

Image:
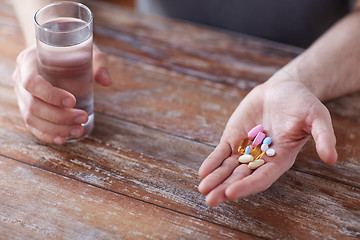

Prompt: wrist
xmin=265 ymin=54 xmax=328 ymax=101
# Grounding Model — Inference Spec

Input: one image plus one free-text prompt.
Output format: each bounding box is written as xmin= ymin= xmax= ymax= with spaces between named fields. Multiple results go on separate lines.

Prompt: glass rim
xmin=34 ymin=1 xmax=93 ymax=34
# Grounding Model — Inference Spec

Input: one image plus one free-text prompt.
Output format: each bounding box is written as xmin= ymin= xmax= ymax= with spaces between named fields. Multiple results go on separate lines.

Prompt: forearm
xmin=270 ymin=9 xmax=360 ymax=101
xmin=11 ymin=0 xmax=81 ymax=47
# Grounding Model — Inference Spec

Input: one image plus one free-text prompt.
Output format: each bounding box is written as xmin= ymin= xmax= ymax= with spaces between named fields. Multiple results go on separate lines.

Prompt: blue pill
xmin=263 ymin=137 xmax=272 ymax=145
xmin=245 ymin=146 xmax=251 ymax=155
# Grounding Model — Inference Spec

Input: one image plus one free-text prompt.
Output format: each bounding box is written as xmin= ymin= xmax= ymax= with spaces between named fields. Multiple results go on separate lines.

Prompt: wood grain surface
xmin=0 ymin=0 xmax=359 ymax=239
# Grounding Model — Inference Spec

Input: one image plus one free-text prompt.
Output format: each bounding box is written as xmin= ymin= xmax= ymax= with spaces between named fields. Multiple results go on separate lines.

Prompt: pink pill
xmin=247 ymin=125 xmax=264 ymax=140
xmin=252 ymin=132 xmax=266 ymax=147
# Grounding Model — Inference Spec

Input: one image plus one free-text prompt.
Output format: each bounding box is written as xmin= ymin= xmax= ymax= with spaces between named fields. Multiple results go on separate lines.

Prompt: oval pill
xmin=266 ymin=148 xmax=276 ymax=157
xmin=252 ymin=132 xmax=265 ymax=147
xmin=247 ymin=125 xmax=264 ymax=140
xmin=263 ymin=137 xmax=272 ymax=146
xmin=245 ymin=146 xmax=251 ymax=155
xmin=248 ymin=159 xmax=265 ymax=169
xmin=261 ymin=143 xmax=269 ymax=152
xmin=238 ymin=154 xmax=254 ymax=163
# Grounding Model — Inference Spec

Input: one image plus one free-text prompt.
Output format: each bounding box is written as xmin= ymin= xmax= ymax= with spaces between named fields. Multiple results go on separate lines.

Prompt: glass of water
xmin=34 ymin=1 xmax=94 ymax=141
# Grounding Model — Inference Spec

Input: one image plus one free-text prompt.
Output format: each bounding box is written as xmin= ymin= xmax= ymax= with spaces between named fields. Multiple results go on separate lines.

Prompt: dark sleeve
xmin=136 ymin=0 xmax=353 ymax=48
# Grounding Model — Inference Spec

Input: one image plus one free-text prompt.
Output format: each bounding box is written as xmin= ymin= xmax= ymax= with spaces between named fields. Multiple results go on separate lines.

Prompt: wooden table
xmin=0 ymin=0 xmax=359 ymax=239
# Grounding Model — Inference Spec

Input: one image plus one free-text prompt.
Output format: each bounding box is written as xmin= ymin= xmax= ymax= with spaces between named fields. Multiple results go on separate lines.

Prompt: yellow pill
xmin=255 ymin=152 xmax=265 ymax=160
xmin=248 ymin=159 xmax=265 ymax=169
xmin=238 ymin=154 xmax=254 ymax=163
xmin=237 ymin=138 xmax=250 ymax=154
xmin=237 ymin=147 xmax=245 ymax=155
xmin=250 ymin=145 xmax=262 ymax=158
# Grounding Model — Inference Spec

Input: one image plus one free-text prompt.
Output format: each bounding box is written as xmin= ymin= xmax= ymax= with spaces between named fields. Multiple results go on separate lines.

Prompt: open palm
xmin=198 ymin=80 xmax=337 ymax=206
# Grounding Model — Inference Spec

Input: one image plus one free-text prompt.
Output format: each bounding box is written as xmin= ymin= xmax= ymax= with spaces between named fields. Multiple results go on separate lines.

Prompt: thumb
xmin=308 ymin=102 xmax=337 ymax=165
xmin=93 ymin=44 xmax=112 ymax=86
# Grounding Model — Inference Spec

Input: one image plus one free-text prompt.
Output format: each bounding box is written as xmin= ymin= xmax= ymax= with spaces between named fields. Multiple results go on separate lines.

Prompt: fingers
xmin=15 ymin=79 xmax=88 ymax=125
xmin=25 ymin=114 xmax=84 ymax=139
xmin=204 ymin=164 xmax=252 ymax=206
xmin=15 ymin=87 xmax=86 ymax=144
xmin=13 ymin=47 xmax=89 ymax=144
xmin=93 ymin=44 xmax=112 ymax=86
xmin=198 ymin=155 xmax=239 ymax=195
xmin=198 ymin=141 xmax=232 ymax=179
xmin=225 ymin=162 xmax=283 ymax=200
xmin=28 ymin=126 xmax=66 ymax=145
xmin=23 ymin=75 xmax=77 ymax=108
xmin=200 ymin=160 xmax=283 ymax=206
xmin=26 ymin=94 xmax=88 ymax=125
xmin=308 ymin=103 xmax=338 ymax=165
xmin=16 ymin=47 xmax=76 ymax=108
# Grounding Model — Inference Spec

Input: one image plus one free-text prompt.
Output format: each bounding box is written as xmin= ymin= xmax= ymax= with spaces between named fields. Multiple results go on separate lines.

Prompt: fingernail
xmin=71 ymin=127 xmax=83 ymax=137
xmin=74 ymin=115 xmax=87 ymax=124
xmin=63 ymin=97 xmax=74 ymax=108
xmin=54 ymin=136 xmax=64 ymax=145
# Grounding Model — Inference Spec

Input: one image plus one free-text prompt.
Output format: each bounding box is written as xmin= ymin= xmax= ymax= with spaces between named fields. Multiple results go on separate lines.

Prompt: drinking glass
xmin=34 ymin=1 xmax=94 ymax=141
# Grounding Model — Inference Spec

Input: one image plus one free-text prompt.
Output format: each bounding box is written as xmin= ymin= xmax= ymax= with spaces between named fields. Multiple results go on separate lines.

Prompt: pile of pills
xmin=237 ymin=125 xmax=275 ymax=170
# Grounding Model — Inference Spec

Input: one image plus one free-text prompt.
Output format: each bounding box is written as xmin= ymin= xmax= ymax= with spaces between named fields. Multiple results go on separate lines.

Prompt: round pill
xmin=263 ymin=137 xmax=272 ymax=146
xmin=252 ymin=132 xmax=265 ymax=147
xmin=238 ymin=154 xmax=254 ymax=163
xmin=266 ymin=148 xmax=276 ymax=157
xmin=261 ymin=144 xmax=269 ymax=152
xmin=245 ymin=146 xmax=251 ymax=155
xmin=247 ymin=125 xmax=264 ymax=140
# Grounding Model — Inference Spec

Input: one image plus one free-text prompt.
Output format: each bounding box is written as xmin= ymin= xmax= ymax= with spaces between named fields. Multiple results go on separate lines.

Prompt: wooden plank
xmin=0 ymin=155 xmax=256 ymax=239
xmin=87 ymin=0 xmax=302 ymax=90
xmin=295 ymin=115 xmax=360 ymax=189
xmin=94 ymin=56 xmax=243 ymax=145
xmin=0 ymin=0 xmax=24 ymax=88
xmin=2 ymin=0 xmax=360 ymax=147
xmin=0 ymin=0 xmax=303 ymax=88
xmin=0 ymin=0 xmax=359 ymax=193
xmin=0 ymin=85 xmax=359 ymax=239
xmin=0 ymin=0 xmax=359 ymax=238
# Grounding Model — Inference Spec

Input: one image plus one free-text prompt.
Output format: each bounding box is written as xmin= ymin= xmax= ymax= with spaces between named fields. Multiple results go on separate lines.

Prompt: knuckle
xmin=22 ymin=75 xmax=34 ymax=92
xmin=23 ymin=112 xmax=33 ymax=126
xmin=27 ymin=98 xmax=38 ymax=116
xmin=55 ymin=112 xmax=68 ymax=125
xmin=46 ymin=86 xmax=56 ymax=103
xmin=16 ymin=51 xmax=25 ymax=65
xmin=32 ymin=131 xmax=52 ymax=144
xmin=16 ymin=47 xmax=32 ymax=65
xmin=54 ymin=125 xmax=66 ymax=137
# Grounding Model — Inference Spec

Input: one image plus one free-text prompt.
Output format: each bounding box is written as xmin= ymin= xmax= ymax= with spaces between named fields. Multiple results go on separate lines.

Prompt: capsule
xmin=255 ymin=152 xmax=265 ymax=160
xmin=245 ymin=146 xmax=251 ymax=155
xmin=237 ymin=138 xmax=250 ymax=154
xmin=263 ymin=137 xmax=272 ymax=146
xmin=238 ymin=154 xmax=254 ymax=163
xmin=248 ymin=159 xmax=265 ymax=169
xmin=247 ymin=125 xmax=264 ymax=140
xmin=252 ymin=132 xmax=265 ymax=147
xmin=250 ymin=145 xmax=262 ymax=158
